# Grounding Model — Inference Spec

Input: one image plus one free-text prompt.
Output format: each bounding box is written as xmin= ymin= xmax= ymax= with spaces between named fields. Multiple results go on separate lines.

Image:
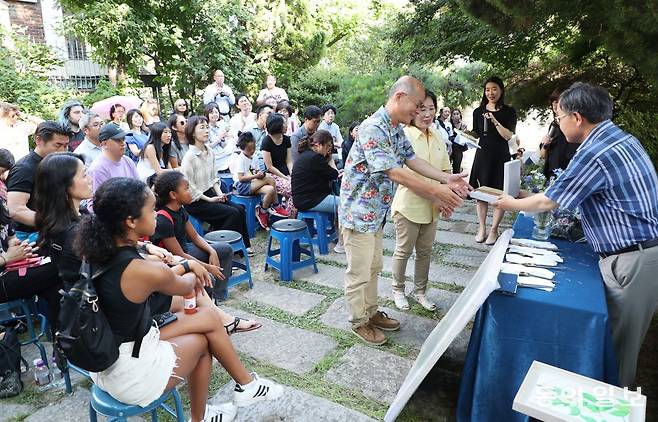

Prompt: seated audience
xmin=7 ymin=121 xmax=70 ymax=241
xmin=73 ymin=112 xmax=103 ymax=166
xmin=318 ymin=104 xmax=344 ymax=148
xmin=233 ymin=132 xmax=288 ymax=229
xmin=275 ymin=100 xmax=298 ymax=136
xmin=291 ymin=130 xmax=339 ymax=213
xmin=262 ymin=113 xmax=294 ymax=216
xmin=168 ymin=113 xmax=189 ymax=168
xmin=204 ymin=102 xmax=234 ymax=174
xmin=140 ymin=98 xmax=161 ymax=126
xmin=290 ymin=105 xmax=322 ymax=163
xmin=59 ymin=100 xmax=84 ymax=151
xmin=228 ymin=94 xmax=257 ymax=137
xmin=173 ymin=98 xmax=190 ymax=118
xmin=136 ymin=122 xmax=173 ymax=186
xmin=88 ymin=123 xmax=138 ymax=193
xmin=1 ymin=150 xmax=61 ymax=337
xmin=75 ymin=177 xmax=283 ymax=420
xmin=109 ymin=103 xmax=129 ymax=131
xmin=180 ymin=116 xmax=252 ymax=253
xmin=125 ymin=109 xmax=149 ymax=162
xmin=341 ymin=121 xmax=360 ymax=164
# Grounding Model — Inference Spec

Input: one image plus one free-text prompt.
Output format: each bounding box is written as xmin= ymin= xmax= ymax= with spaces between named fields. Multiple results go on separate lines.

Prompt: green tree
xmin=0 ymin=28 xmax=74 ymax=119
xmin=58 ymin=0 xmax=253 ymax=110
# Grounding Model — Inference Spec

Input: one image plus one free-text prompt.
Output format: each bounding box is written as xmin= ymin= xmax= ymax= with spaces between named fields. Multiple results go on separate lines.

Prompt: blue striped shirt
xmin=545 ymin=120 xmax=658 ymax=253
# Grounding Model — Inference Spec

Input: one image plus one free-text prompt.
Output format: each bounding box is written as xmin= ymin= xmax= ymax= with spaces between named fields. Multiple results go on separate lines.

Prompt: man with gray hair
xmin=339 ymin=75 xmax=472 ymax=345
xmin=495 ymin=82 xmax=658 ymax=387
xmin=74 ymin=112 xmax=103 ymax=165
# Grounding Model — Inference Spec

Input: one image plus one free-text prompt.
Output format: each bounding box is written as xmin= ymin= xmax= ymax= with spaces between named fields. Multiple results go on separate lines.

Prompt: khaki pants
xmin=598 ymin=244 xmax=658 ymax=387
xmin=391 ymin=212 xmax=438 ymax=295
xmin=343 ymin=228 xmax=383 ymax=328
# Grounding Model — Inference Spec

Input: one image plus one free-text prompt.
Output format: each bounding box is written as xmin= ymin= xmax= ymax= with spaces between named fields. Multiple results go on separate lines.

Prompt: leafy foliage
xmin=0 ymin=28 xmax=74 ymax=120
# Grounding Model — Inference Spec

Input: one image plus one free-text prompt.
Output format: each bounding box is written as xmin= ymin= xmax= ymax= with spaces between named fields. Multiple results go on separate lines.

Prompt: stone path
xmin=5 ymin=200 xmax=494 ymax=421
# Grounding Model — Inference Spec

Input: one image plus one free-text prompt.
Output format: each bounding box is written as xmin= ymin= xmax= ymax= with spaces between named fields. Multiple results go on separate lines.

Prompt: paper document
xmin=508 ymin=245 xmax=563 ymax=263
xmin=518 ymin=276 xmax=556 ymax=289
xmin=470 ymin=160 xmax=521 ymax=204
xmin=501 ymin=263 xmax=555 ymax=280
xmin=510 ymin=238 xmax=558 ymax=251
xmin=454 ymin=130 xmax=481 ymax=149
xmin=506 ymin=253 xmax=558 ymax=267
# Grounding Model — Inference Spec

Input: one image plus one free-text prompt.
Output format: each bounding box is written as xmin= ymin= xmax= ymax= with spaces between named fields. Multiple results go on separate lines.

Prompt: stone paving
xmin=1 ymin=200 xmax=509 ymax=421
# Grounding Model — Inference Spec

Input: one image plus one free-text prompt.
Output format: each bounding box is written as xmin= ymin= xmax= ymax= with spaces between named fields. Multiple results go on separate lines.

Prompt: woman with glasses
xmin=110 ymin=104 xmax=129 ymax=131
xmin=469 ymin=76 xmax=517 ymax=245
xmin=173 ymin=99 xmax=190 ymax=118
xmin=168 ymin=114 xmax=189 ymax=168
xmin=180 ymin=116 xmax=253 ymax=254
xmin=125 ymin=109 xmax=149 ymax=162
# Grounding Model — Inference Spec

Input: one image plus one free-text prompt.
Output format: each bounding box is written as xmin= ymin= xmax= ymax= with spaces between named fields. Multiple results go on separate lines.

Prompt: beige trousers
xmin=391 ymin=212 xmax=438 ymax=295
xmin=598 ymin=244 xmax=658 ymax=387
xmin=343 ymin=228 xmax=383 ymax=328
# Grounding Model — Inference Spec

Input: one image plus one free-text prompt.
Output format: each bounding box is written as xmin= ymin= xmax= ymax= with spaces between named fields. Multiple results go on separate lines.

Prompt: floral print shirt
xmin=339 ymin=106 xmax=416 ymax=233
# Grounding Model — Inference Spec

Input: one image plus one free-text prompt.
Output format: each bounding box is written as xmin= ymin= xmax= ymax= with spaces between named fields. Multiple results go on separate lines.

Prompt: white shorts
xmin=90 ymin=326 xmax=178 ymax=407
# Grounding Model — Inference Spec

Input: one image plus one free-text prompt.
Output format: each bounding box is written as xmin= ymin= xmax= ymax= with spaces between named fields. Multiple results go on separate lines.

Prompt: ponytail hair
xmin=153 ymin=171 xmax=186 ymax=209
xmin=297 ymin=129 xmax=333 ymax=154
xmin=74 ymin=178 xmax=150 ymax=265
xmin=237 ymin=131 xmax=255 ymax=150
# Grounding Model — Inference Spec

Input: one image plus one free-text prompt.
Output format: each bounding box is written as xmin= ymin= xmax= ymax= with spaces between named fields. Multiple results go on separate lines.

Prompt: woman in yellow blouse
xmin=390 ymin=90 xmax=451 ymax=311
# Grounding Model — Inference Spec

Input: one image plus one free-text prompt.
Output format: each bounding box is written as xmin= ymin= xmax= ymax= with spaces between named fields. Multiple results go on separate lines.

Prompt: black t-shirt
xmin=151 ymin=206 xmax=189 ymax=250
xmin=48 ymin=221 xmax=82 ymax=290
xmin=291 ymin=150 xmax=339 ymax=210
xmin=261 ymin=135 xmax=291 ymax=176
xmin=68 ymin=130 xmax=85 ymax=152
xmin=6 ymin=151 xmax=42 ymax=233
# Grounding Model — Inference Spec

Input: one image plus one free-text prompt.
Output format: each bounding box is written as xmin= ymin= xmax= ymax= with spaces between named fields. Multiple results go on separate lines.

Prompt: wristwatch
xmin=180 ymin=259 xmax=191 ymax=273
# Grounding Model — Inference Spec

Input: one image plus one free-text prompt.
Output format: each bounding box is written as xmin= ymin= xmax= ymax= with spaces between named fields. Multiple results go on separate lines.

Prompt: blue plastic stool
xmin=188 ymin=215 xmax=205 ymax=235
xmin=297 ymin=211 xmax=338 ymax=255
xmin=89 ymin=384 xmax=185 ymax=422
xmin=0 ymin=297 xmax=48 ymax=365
xmin=219 ymin=173 xmax=234 ymax=193
xmin=264 ymin=219 xmax=318 ymax=282
xmin=229 ymin=194 xmax=262 ymax=238
xmin=204 ymin=230 xmax=253 ymax=298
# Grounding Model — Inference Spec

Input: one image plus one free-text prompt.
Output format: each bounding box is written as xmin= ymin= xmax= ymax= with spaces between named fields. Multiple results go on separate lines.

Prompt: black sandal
xmin=224 ymin=316 xmax=262 ymax=335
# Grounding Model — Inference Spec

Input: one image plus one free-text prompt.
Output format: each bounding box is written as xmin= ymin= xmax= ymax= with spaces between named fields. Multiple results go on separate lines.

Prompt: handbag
xmin=0 ymin=326 xmax=28 ymax=398
xmin=4 ymin=257 xmax=45 ymax=277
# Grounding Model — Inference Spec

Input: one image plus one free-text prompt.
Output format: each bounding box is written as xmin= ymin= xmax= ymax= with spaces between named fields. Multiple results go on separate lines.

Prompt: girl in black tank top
xmin=71 ymin=177 xmax=282 ymax=421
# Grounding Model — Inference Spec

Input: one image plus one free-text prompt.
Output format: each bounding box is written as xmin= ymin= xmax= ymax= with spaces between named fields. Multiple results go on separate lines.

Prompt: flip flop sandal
xmin=224 ymin=316 xmax=262 ymax=335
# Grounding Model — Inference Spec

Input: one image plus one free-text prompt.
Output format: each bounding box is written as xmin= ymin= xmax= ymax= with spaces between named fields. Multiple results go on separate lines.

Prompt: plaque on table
xmin=513 ymin=361 xmax=646 ymax=422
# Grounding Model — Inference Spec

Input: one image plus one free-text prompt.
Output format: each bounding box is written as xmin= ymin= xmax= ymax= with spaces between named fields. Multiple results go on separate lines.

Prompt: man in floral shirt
xmin=339 ymin=76 xmax=472 ymax=345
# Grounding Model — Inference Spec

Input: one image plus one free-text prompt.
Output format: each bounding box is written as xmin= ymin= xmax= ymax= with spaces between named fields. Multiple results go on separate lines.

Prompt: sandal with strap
xmin=224 ymin=316 xmax=262 ymax=335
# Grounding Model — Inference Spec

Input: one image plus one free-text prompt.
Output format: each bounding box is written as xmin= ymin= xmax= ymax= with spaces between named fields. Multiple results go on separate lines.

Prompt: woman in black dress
xmin=469 ymin=76 xmax=517 ymax=245
xmin=539 ymin=89 xmax=578 ymax=179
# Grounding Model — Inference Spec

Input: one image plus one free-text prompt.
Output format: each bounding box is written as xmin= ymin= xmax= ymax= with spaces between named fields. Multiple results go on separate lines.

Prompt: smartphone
xmin=152 ymin=312 xmax=178 ymax=328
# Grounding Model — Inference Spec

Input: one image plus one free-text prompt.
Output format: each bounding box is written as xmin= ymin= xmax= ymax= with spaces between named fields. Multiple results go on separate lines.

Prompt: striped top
xmin=545 ymin=120 xmax=658 ymax=253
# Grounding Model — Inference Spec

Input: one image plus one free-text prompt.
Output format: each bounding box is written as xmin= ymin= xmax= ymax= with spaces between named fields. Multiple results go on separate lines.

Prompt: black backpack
xmin=56 ymin=259 xmax=146 ymax=373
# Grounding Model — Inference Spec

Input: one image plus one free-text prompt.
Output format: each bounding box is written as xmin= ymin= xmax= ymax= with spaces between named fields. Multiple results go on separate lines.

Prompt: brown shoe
xmin=351 ymin=323 xmax=386 ymax=345
xmin=369 ymin=311 xmax=400 ymax=331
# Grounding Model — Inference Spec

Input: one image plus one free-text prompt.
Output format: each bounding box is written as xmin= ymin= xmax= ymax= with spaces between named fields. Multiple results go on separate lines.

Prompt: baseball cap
xmin=99 ymin=123 xmax=128 ymax=142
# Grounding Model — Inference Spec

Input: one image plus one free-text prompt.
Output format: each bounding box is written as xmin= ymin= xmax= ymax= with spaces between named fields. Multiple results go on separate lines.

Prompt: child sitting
xmin=232 ymin=132 xmax=288 ymax=229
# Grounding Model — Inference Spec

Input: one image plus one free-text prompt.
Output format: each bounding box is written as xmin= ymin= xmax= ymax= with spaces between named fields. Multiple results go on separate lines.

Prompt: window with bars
xmin=66 ymin=36 xmax=87 ymax=60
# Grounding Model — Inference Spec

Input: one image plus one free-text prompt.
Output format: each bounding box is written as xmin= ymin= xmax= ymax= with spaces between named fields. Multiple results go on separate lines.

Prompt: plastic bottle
xmin=33 ymin=358 xmax=51 ymax=387
xmin=49 ymin=357 xmax=65 ymax=388
xmin=184 ymin=292 xmax=197 ymax=314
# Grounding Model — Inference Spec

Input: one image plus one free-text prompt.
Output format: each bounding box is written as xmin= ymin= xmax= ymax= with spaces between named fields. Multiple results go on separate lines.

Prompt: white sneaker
xmin=393 ymin=291 xmax=410 ymax=311
xmin=192 ymin=403 xmax=236 ymax=422
xmin=233 ymin=372 xmax=284 ymax=407
xmin=333 ymin=244 xmax=345 ymax=254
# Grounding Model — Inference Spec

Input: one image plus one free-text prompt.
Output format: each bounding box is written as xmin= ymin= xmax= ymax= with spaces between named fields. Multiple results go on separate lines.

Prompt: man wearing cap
xmin=88 ymin=122 xmax=139 ymax=193
xmin=494 ymin=82 xmax=658 ymax=387
xmin=7 ymin=121 xmax=70 ymax=242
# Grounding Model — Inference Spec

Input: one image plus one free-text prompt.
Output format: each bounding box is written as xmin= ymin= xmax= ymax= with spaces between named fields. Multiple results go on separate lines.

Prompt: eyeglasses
xmin=555 ymin=113 xmax=573 ymax=124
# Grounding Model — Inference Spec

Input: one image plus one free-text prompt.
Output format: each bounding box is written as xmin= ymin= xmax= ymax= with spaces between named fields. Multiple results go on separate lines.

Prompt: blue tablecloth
xmin=456 ymin=213 xmax=618 ymax=422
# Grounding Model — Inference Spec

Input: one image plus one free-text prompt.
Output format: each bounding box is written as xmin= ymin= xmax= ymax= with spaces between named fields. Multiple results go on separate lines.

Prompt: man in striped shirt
xmin=494 ymin=82 xmax=658 ymax=387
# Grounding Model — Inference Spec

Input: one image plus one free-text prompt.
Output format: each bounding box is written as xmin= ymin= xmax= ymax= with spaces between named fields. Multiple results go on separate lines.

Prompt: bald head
xmin=388 ymin=76 xmax=425 ymax=99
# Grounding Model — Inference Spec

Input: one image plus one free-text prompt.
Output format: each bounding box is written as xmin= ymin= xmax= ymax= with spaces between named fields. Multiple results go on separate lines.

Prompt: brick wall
xmin=6 ymin=0 xmax=45 ymax=43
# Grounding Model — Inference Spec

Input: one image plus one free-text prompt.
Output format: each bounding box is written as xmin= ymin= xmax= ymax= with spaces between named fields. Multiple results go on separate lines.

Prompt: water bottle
xmin=184 ymin=292 xmax=197 ymax=314
xmin=33 ymin=358 xmax=51 ymax=387
xmin=50 ymin=357 xmax=65 ymax=388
